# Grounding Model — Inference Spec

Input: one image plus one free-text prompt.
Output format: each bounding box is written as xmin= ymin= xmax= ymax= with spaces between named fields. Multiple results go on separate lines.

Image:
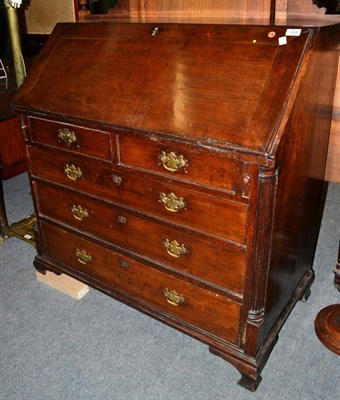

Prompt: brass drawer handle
xmin=163 ymin=239 xmax=188 ymax=258
xmin=160 ymin=151 xmax=187 ymax=172
xmin=159 ymin=192 xmax=186 ymax=213
xmin=76 ymin=249 xmax=92 ymax=265
xmin=71 ymin=204 xmax=89 ymax=221
xmin=163 ymin=288 xmax=186 ymax=306
xmin=64 ymin=164 xmax=83 ymax=182
xmin=58 ymin=127 xmax=78 ymax=147
xmin=242 ymin=174 xmax=250 ymax=185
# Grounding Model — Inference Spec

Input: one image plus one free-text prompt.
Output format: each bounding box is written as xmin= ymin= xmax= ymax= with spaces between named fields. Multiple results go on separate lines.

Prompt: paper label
xmin=24 ymin=234 xmax=32 ymax=240
xmin=285 ymin=29 xmax=302 ymax=37
xmin=278 ymin=36 xmax=287 ymax=46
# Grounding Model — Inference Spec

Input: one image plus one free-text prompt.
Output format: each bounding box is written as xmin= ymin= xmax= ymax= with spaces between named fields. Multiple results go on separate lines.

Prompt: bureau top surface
xmin=14 ymin=22 xmax=319 ymax=156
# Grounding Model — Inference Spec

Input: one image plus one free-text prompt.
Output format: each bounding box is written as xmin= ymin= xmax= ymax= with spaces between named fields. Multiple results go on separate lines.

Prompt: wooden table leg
xmin=0 ymin=179 xmax=9 ymax=240
xmin=334 ymin=241 xmax=340 ymax=291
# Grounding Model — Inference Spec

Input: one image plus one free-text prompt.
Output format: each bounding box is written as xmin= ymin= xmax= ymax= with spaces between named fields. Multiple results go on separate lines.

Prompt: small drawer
xmin=34 ymin=182 xmax=247 ymax=295
xmin=28 ymin=146 xmax=116 ymax=189
xmin=28 ymin=147 xmax=248 ymax=244
xmin=40 ymin=221 xmax=241 ymax=343
xmin=119 ymin=134 xmax=244 ymax=195
xmin=28 ymin=117 xmax=113 ymax=160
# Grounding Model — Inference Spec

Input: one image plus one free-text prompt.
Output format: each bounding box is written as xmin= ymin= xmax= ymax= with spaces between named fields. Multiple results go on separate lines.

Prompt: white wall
xmin=25 ymin=0 xmax=76 ymax=34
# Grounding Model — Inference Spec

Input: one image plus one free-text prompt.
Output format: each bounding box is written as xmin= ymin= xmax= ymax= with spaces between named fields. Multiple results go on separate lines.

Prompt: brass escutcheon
xmin=160 ymin=151 xmax=187 ymax=172
xmin=163 ymin=239 xmax=188 ymax=258
xmin=117 ymin=215 xmax=128 ymax=225
xmin=159 ymin=192 xmax=186 ymax=213
xmin=76 ymin=249 xmax=92 ymax=265
xmin=111 ymin=174 xmax=123 ymax=186
xmin=163 ymin=288 xmax=186 ymax=306
xmin=71 ymin=204 xmax=89 ymax=221
xmin=64 ymin=164 xmax=83 ymax=182
xmin=119 ymin=259 xmax=129 ymax=269
xmin=57 ymin=127 xmax=78 ymax=147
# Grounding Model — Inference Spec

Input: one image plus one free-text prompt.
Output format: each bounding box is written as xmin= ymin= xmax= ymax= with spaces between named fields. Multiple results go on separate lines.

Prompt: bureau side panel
xmin=262 ymin=25 xmax=339 ymax=339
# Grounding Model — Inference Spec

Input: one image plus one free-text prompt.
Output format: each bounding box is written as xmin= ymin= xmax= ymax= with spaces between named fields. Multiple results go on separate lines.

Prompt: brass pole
xmin=5 ymin=4 xmax=26 ymax=87
xmin=269 ymin=0 xmax=276 ymax=25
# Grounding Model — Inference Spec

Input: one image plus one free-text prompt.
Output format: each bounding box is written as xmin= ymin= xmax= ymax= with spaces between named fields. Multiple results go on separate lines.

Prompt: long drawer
xmin=40 ymin=220 xmax=241 ymax=344
xmin=34 ymin=181 xmax=246 ymax=295
xmin=28 ymin=146 xmax=248 ymax=244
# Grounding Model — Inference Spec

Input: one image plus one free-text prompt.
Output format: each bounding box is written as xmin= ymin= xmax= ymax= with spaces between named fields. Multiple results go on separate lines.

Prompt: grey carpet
xmin=1 ymin=173 xmax=339 ymax=400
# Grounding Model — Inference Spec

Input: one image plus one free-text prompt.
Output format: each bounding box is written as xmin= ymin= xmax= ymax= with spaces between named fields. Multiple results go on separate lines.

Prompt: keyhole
xmin=151 ymin=27 xmax=159 ymax=36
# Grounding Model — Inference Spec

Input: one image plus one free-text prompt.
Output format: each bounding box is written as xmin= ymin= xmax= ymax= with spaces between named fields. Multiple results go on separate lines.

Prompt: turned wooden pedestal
xmin=315 ymin=305 xmax=340 ymax=355
xmin=314 ymin=242 xmax=340 ymax=356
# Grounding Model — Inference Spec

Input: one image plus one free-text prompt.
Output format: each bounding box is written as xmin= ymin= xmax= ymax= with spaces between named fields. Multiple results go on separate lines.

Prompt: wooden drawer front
xmin=40 ymin=221 xmax=241 ymax=343
xmin=126 ymin=177 xmax=247 ymax=244
xmin=28 ymin=118 xmax=112 ymax=160
xmin=35 ymin=182 xmax=246 ymax=294
xmin=28 ymin=146 xmax=120 ymax=195
xmin=119 ymin=134 xmax=243 ymax=195
xmin=28 ymin=147 xmax=248 ymax=244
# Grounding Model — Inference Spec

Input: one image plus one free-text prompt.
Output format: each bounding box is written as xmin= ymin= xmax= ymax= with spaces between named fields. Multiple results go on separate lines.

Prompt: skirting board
xmin=36 ymin=271 xmax=89 ymax=300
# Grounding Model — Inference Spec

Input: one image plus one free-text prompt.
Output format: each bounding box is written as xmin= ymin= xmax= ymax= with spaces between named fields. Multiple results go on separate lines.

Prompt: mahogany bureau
xmin=13 ymin=22 xmax=339 ymax=391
